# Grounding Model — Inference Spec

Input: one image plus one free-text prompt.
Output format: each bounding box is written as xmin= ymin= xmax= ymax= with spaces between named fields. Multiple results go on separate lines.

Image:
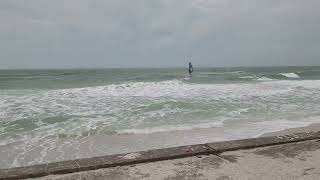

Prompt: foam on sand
xmin=118 ymin=121 xmax=224 ymax=134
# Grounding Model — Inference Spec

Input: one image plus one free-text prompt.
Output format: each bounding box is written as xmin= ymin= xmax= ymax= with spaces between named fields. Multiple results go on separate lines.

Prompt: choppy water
xmin=1 ymin=67 xmax=320 ymax=168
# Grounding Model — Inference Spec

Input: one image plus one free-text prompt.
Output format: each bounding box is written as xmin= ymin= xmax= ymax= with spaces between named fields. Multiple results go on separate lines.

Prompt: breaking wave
xmin=257 ymin=76 xmax=273 ymax=81
xmin=1 ymin=76 xmax=320 ymax=168
xmin=279 ymin=73 xmax=300 ymax=78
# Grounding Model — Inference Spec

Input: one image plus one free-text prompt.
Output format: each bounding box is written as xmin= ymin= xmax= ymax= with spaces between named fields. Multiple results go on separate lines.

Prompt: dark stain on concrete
xmin=303 ymin=168 xmax=315 ymax=176
xmin=254 ymin=140 xmax=320 ymax=159
xmin=173 ymin=155 xmax=224 ymax=170
xmin=297 ymin=157 xmax=306 ymax=161
xmin=164 ymin=172 xmax=206 ymax=180
xmin=218 ymin=155 xmax=238 ymax=163
xmin=131 ymin=171 xmax=150 ymax=179
xmin=216 ymin=175 xmax=231 ymax=180
xmin=166 ymin=155 xmax=224 ymax=180
xmin=83 ymin=169 xmax=129 ymax=180
xmin=43 ymin=168 xmax=130 ymax=180
xmin=200 ymin=155 xmax=224 ymax=169
xmin=173 ymin=162 xmax=185 ymax=166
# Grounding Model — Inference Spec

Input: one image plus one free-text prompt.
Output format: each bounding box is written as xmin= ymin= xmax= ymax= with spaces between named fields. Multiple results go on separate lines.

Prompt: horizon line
xmin=1 ymin=65 xmax=320 ymax=70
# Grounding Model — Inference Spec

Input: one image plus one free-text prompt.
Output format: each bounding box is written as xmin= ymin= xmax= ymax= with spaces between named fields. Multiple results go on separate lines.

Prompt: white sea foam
xmin=2 ymin=79 xmax=320 ymax=125
xmin=71 ymin=79 xmax=310 ymax=98
xmin=262 ymin=80 xmax=320 ymax=89
xmin=119 ymin=121 xmax=224 ymax=134
xmin=200 ymin=71 xmax=244 ymax=75
xmin=239 ymin=76 xmax=256 ymax=79
xmin=257 ymin=76 xmax=273 ymax=81
xmin=1 ymin=79 xmax=320 ymax=168
xmin=280 ymin=72 xmax=300 ymax=78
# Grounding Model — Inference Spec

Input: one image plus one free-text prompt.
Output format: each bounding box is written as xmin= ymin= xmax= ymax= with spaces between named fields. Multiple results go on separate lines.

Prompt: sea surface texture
xmin=1 ymin=67 xmax=320 ymax=168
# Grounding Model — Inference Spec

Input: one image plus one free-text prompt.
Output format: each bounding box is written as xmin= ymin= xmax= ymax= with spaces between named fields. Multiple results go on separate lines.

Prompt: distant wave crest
xmin=257 ymin=76 xmax=273 ymax=81
xmin=279 ymin=73 xmax=300 ymax=78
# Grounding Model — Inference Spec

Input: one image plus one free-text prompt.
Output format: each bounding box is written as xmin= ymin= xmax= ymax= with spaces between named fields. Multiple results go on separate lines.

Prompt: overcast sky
xmin=0 ymin=0 xmax=319 ymax=69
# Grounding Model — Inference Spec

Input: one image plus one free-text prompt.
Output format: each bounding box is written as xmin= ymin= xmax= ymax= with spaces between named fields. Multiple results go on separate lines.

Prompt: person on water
xmin=188 ymin=62 xmax=193 ymax=75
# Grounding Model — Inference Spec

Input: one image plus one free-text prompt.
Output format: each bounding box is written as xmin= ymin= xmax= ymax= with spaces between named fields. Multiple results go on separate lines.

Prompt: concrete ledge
xmin=207 ymin=131 xmax=320 ymax=153
xmin=46 ymin=161 xmax=80 ymax=175
xmin=2 ymin=164 xmax=47 ymax=180
xmin=0 ymin=144 xmax=214 ymax=180
xmin=76 ymin=144 xmax=213 ymax=172
xmin=1 ymin=131 xmax=320 ymax=180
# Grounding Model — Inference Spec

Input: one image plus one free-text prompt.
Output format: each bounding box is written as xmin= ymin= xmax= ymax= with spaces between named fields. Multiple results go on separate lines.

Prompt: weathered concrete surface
xmin=261 ymin=123 xmax=320 ymax=137
xmin=75 ymin=144 xmax=213 ymax=172
xmin=1 ymin=164 xmax=48 ymax=180
xmin=33 ymin=139 xmax=320 ymax=180
xmin=207 ymin=131 xmax=320 ymax=153
xmin=1 ymin=131 xmax=320 ymax=180
xmin=0 ymin=144 xmax=214 ymax=180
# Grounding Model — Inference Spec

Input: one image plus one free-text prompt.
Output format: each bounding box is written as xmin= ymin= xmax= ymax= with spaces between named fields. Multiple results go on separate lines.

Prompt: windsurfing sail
xmin=188 ymin=62 xmax=193 ymax=75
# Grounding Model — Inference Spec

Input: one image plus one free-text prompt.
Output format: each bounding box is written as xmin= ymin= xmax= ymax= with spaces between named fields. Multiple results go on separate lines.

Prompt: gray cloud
xmin=0 ymin=0 xmax=319 ymax=69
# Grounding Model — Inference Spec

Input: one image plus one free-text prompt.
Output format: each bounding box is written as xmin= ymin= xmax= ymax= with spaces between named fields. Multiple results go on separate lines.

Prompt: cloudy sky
xmin=0 ymin=0 xmax=319 ymax=69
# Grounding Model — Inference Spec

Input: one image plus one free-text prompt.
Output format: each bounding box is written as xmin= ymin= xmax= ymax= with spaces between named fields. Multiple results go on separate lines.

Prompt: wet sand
xmin=2 ymin=121 xmax=320 ymax=168
xmin=30 ymin=132 xmax=320 ymax=180
xmin=261 ymin=123 xmax=320 ymax=137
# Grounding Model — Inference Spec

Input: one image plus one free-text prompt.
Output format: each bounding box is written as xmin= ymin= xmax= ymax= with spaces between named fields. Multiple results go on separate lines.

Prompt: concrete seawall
xmin=1 ymin=131 xmax=320 ymax=180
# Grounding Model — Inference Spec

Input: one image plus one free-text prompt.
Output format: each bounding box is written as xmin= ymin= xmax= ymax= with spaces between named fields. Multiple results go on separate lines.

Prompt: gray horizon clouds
xmin=0 ymin=0 xmax=320 ymax=69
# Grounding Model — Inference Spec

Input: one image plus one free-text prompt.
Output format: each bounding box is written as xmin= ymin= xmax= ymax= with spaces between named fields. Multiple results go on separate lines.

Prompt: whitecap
xmin=279 ymin=73 xmax=300 ymax=78
xmin=239 ymin=76 xmax=256 ymax=79
xmin=257 ymin=76 xmax=273 ymax=81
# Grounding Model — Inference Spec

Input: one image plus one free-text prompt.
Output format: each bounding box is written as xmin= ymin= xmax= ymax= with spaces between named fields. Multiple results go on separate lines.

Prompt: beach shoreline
xmin=2 ymin=120 xmax=320 ymax=169
xmin=260 ymin=123 xmax=320 ymax=137
xmin=2 ymin=129 xmax=320 ymax=180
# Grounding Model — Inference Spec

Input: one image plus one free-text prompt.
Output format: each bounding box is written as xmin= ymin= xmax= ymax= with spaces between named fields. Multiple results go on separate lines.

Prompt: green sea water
xmin=1 ymin=66 xmax=320 ymax=168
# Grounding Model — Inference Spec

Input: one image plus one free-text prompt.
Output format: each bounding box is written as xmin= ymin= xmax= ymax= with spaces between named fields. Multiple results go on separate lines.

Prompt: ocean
xmin=1 ymin=66 xmax=320 ymax=168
